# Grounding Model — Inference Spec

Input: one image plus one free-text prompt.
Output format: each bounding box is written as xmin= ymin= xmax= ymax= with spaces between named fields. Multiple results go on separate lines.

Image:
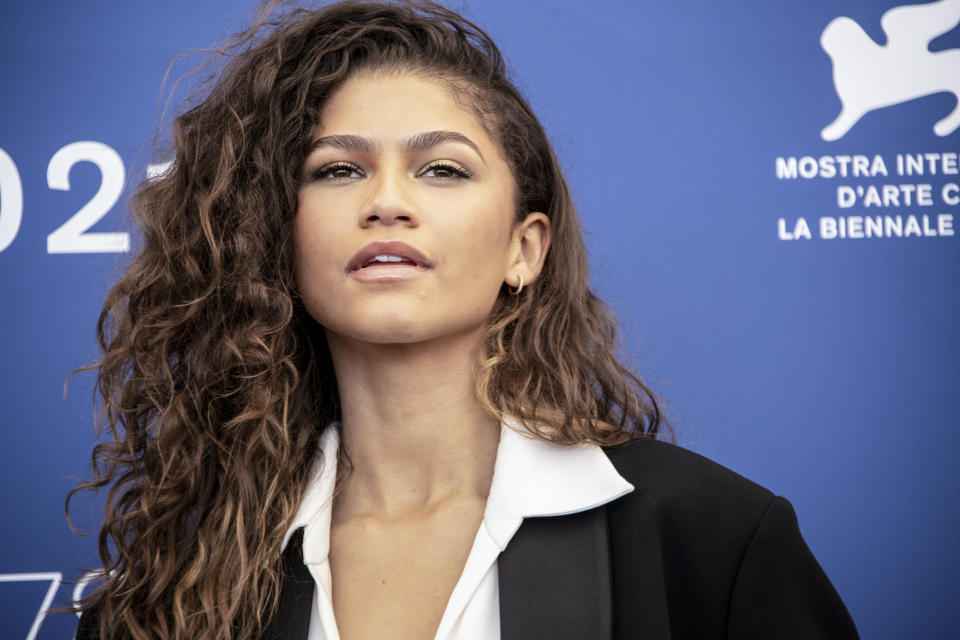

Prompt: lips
xmin=347 ymin=241 xmax=433 ymax=274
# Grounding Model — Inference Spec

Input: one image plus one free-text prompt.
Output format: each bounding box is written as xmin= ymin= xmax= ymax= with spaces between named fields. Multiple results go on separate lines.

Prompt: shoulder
xmin=75 ymin=602 xmax=103 ymax=640
xmin=598 ymin=440 xmax=861 ymax=637
xmin=604 ymin=437 xmax=773 ymax=504
xmin=601 ymin=438 xmax=777 ymax=545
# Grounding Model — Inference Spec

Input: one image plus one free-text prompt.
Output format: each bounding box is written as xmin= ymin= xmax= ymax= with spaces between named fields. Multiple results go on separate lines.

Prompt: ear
xmin=505 ymin=212 xmax=551 ymax=289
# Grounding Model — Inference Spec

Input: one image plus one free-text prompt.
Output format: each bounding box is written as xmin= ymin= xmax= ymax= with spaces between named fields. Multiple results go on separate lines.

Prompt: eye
xmin=310 ymin=161 xmax=364 ymax=181
xmin=418 ymin=161 xmax=472 ymax=180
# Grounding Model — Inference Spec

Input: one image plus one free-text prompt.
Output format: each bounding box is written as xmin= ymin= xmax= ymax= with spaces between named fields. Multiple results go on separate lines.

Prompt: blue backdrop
xmin=1 ymin=1 xmax=958 ymax=637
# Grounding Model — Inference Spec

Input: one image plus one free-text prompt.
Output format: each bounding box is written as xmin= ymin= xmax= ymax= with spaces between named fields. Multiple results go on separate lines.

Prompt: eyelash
xmin=419 ymin=160 xmax=473 ymax=179
xmin=309 ymin=160 xmax=473 ymax=182
xmin=310 ymin=162 xmax=362 ymax=181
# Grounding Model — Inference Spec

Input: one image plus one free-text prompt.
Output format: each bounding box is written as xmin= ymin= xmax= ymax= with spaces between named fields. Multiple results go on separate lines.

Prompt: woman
xmin=71 ymin=1 xmax=859 ymax=638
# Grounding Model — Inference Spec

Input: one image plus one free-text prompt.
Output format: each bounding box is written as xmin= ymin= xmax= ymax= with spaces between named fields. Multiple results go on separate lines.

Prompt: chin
xmin=350 ymin=321 xmax=425 ymax=344
xmin=327 ymin=312 xmax=490 ymax=348
xmin=320 ymin=309 xmax=434 ymax=345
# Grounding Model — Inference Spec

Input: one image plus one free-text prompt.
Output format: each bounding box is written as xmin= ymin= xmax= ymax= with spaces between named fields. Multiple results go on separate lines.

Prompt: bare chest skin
xmin=329 ymin=496 xmax=487 ymax=640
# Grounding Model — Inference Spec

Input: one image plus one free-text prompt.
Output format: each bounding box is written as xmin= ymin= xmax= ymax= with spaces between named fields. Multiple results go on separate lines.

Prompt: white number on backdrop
xmin=72 ymin=569 xmax=102 ymax=614
xmin=0 ymin=572 xmax=62 ymax=640
xmin=0 ymin=147 xmax=24 ymax=253
xmin=46 ymin=141 xmax=129 ymax=253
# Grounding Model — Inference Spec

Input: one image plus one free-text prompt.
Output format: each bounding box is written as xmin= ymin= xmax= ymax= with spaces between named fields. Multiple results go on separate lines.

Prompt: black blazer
xmin=78 ymin=438 xmax=859 ymax=639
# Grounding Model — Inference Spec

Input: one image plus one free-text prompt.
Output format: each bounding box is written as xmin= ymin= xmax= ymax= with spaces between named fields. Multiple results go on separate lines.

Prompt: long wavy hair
xmin=68 ymin=1 xmax=664 ymax=638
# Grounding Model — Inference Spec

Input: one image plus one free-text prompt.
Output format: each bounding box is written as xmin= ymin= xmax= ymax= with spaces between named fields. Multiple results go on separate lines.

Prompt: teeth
xmin=370 ymin=254 xmax=406 ymax=263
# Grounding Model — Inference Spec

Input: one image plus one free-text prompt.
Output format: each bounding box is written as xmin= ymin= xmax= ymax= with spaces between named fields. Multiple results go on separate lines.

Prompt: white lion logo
xmin=820 ymin=0 xmax=960 ymax=141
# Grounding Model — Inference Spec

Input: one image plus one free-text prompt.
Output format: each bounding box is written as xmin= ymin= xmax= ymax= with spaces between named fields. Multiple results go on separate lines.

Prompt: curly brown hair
xmin=67 ymin=1 xmax=664 ymax=638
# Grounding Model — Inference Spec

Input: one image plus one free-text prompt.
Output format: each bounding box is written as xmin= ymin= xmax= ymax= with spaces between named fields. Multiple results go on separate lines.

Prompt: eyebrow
xmin=309 ymin=130 xmax=486 ymax=165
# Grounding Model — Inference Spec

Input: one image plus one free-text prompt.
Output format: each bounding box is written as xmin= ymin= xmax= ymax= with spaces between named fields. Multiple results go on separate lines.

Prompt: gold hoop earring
xmin=509 ymin=274 xmax=524 ymax=296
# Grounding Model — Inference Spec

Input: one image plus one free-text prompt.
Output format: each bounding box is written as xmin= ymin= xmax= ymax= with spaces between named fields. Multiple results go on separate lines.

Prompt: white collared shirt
xmin=281 ymin=417 xmax=634 ymax=640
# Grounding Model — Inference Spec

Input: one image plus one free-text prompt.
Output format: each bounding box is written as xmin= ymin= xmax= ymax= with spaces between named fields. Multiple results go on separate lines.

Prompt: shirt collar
xmin=482 ymin=414 xmax=634 ymax=550
xmin=282 ymin=415 xmax=634 ymax=560
xmin=281 ymin=423 xmax=340 ymax=561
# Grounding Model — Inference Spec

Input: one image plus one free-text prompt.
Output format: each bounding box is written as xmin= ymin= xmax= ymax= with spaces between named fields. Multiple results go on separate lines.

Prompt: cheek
xmin=293 ymin=219 xmax=316 ymax=288
xmin=293 ymin=217 xmax=340 ymax=313
xmin=438 ymin=207 xmax=514 ymax=298
xmin=463 ymin=205 xmax=514 ymax=269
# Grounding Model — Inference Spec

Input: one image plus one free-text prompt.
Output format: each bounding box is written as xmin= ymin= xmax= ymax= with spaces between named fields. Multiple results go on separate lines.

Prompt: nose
xmin=359 ymin=171 xmax=419 ymax=228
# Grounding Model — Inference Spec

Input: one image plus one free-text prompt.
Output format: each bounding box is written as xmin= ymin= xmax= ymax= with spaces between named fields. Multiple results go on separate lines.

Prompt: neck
xmin=326 ymin=327 xmax=500 ymax=520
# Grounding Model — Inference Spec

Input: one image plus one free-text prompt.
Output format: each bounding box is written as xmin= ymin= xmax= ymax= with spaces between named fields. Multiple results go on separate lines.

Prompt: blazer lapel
xmin=261 ymin=528 xmax=313 ymax=640
xmin=497 ymin=506 xmax=612 ymax=640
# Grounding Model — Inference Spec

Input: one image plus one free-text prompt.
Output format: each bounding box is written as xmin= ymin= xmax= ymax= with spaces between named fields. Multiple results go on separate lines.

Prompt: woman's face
xmin=295 ymin=72 xmax=543 ymax=346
